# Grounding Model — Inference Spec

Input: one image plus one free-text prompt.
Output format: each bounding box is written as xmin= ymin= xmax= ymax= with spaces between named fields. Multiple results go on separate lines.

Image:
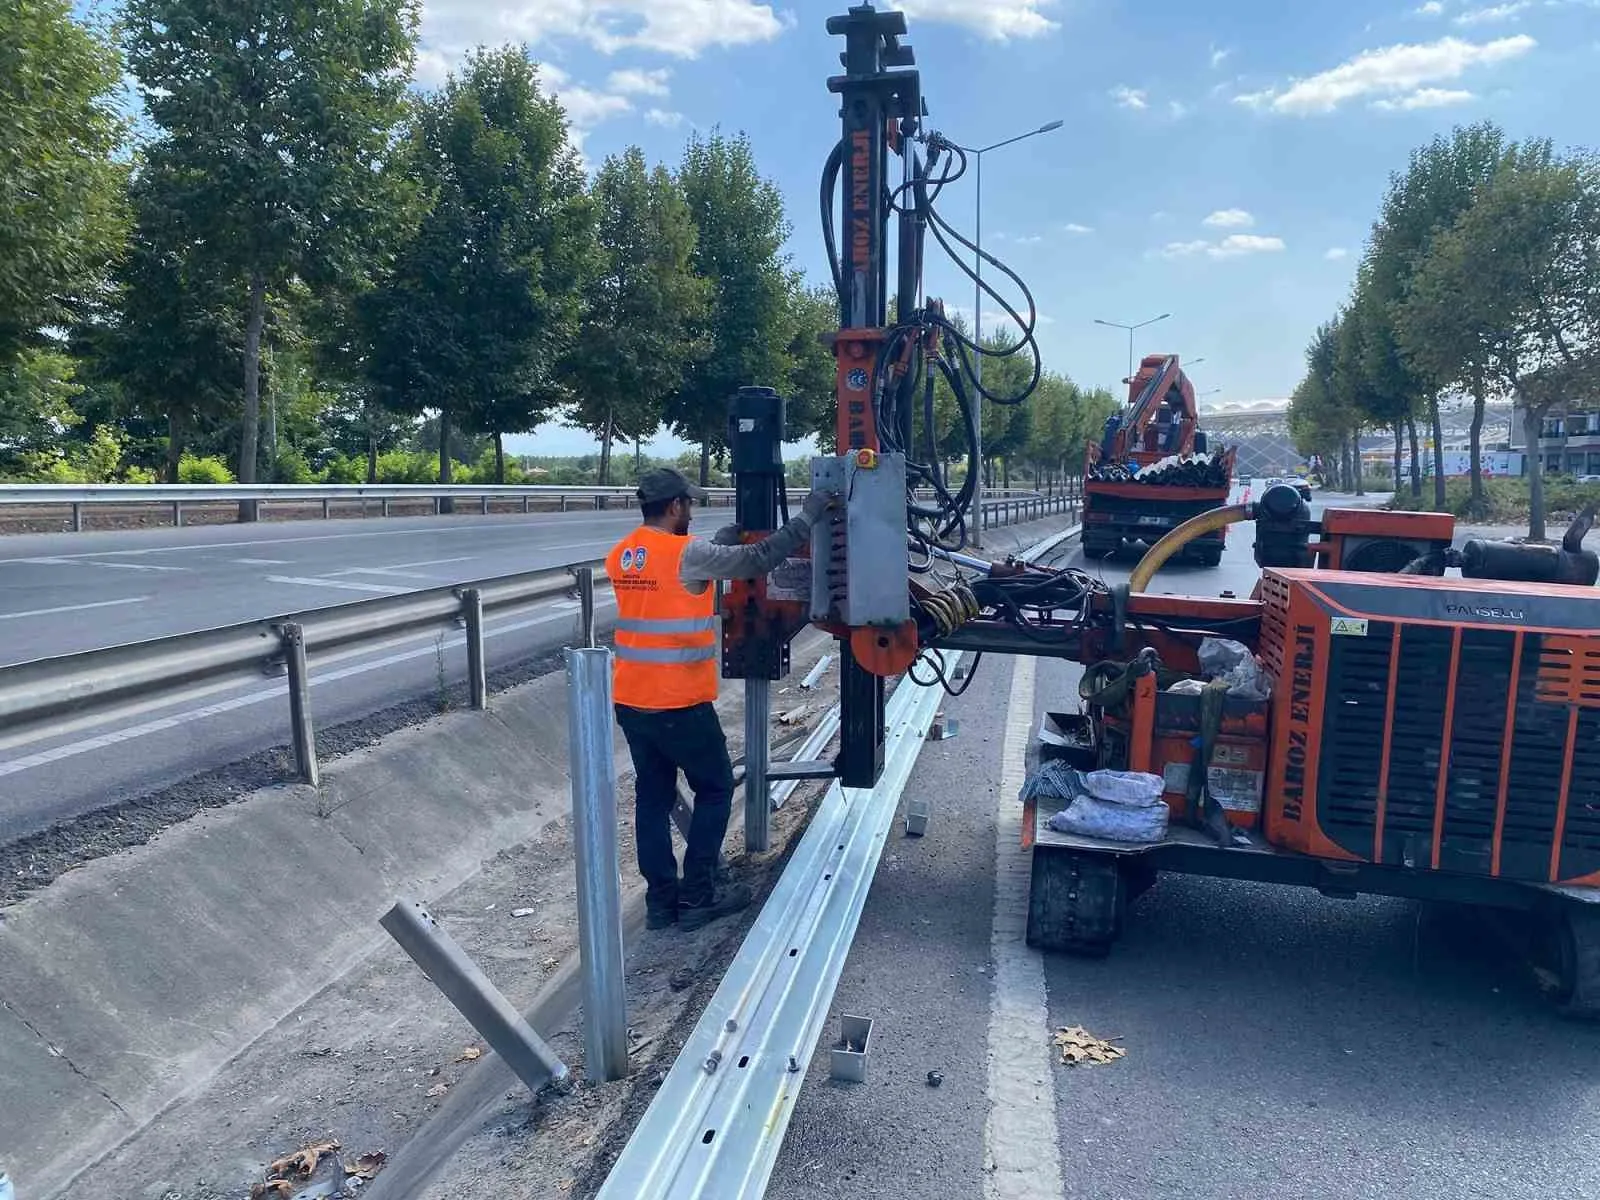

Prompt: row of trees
xmin=1 ymin=0 xmax=1116 ymax=498
xmin=1287 ymin=120 xmax=1600 ymax=537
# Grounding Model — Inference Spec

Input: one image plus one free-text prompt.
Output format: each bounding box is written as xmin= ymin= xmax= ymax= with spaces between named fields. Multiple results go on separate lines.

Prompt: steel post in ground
xmin=565 ymin=647 xmax=629 ymax=1082
xmin=282 ymin=622 xmax=319 ymax=787
xmin=577 ymin=567 xmax=596 ymax=648
xmin=744 ymin=676 xmax=772 ymax=853
xmin=462 ymin=587 xmax=487 ymax=710
xmin=380 ymin=900 xmax=569 ymax=1094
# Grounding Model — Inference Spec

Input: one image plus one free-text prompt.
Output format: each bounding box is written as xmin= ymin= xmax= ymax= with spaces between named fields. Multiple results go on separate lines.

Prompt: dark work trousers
xmin=614 ymin=701 xmax=734 ymax=910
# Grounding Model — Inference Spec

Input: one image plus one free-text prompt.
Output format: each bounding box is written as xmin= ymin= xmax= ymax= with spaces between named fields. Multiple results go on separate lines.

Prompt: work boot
xmin=645 ymin=884 xmax=679 ymax=930
xmin=678 ymin=882 xmax=754 ymax=932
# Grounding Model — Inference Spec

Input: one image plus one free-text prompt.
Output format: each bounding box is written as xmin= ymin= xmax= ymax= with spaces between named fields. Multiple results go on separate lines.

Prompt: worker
xmin=605 ymin=467 xmax=838 ymax=932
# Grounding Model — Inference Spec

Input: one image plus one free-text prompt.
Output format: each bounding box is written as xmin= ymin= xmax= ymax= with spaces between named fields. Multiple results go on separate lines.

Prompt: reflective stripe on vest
xmin=605 ymin=526 xmax=720 ymax=710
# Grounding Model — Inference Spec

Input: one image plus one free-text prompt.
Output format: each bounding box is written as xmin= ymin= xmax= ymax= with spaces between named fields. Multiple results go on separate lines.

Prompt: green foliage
xmin=317 ymin=452 xmax=367 ymax=484
xmin=124 ymin=0 xmax=419 ymax=482
xmin=566 ymin=146 xmax=709 ymax=482
xmin=372 ymin=448 xmax=439 ymax=483
xmin=0 ymin=0 xmax=129 ymax=361
xmin=177 ymin=453 xmax=236 ymax=484
xmin=1388 ymin=475 xmax=1600 ymax=524
xmin=668 ymin=129 xmax=793 ymax=482
xmin=0 ymin=347 xmax=84 ymax=474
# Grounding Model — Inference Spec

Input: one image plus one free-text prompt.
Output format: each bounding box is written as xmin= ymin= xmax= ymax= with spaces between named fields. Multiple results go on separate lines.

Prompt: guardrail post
xmin=481 ymin=494 xmax=490 ymax=515
xmin=71 ymin=503 xmax=83 ymax=532
xmin=522 ymin=495 xmax=530 ymax=514
xmin=382 ymin=498 xmax=390 ymax=517
xmin=380 ymin=900 xmax=569 ymax=1096
xmin=576 ymin=567 xmax=596 ymax=649
xmin=172 ymin=500 xmax=183 ymax=528
xmin=745 ymin=676 xmax=772 ymax=853
xmin=282 ymin=622 xmax=319 ymax=787
xmin=322 ymin=497 xmax=331 ymax=519
xmin=462 ymin=588 xmax=487 ymax=710
xmin=565 ymin=647 xmax=629 ymax=1083
xmin=560 ymin=495 xmax=568 ymax=513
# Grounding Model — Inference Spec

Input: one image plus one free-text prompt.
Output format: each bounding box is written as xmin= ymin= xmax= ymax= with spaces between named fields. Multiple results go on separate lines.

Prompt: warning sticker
xmin=1207 ymin=767 xmax=1264 ymax=813
xmin=1211 ymin=742 xmax=1251 ymax=767
xmin=1330 ymin=617 xmax=1369 ymax=637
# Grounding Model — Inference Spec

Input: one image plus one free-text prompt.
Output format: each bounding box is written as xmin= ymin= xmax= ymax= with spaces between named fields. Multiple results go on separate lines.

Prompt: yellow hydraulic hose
xmin=1127 ymin=504 xmax=1253 ymax=593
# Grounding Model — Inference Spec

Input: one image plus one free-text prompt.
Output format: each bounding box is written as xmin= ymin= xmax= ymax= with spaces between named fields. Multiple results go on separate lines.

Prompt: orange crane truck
xmin=1081 ymin=354 xmax=1235 ymax=566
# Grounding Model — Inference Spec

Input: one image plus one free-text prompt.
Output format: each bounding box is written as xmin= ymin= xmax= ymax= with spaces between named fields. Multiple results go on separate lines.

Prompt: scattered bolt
xmin=703 ymin=1050 xmax=723 ymax=1074
xmin=927 ymin=1070 xmax=944 ymax=1088
xmin=787 ymin=1055 xmax=801 ymax=1074
xmin=724 ymin=1018 xmax=738 ymax=1033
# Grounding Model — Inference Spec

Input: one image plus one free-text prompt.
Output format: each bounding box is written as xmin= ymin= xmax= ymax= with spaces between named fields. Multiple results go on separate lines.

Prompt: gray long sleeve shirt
xmin=679 ymin=510 xmax=818 ymax=595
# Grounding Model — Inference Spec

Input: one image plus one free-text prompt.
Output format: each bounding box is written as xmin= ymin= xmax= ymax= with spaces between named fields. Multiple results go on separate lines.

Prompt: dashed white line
xmin=13 ymin=556 xmax=186 ymax=573
xmin=263 ymin=574 xmax=411 ymax=595
xmin=231 ymin=557 xmax=292 ymax=565
xmin=328 ymin=555 xmax=478 ymax=580
xmin=0 ymin=597 xmax=150 ymax=622
xmin=982 ymin=654 xmax=1064 ymax=1200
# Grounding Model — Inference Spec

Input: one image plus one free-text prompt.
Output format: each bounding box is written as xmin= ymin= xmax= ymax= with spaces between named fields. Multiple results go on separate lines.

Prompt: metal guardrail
xmin=0 ymin=482 xmax=1079 ymax=531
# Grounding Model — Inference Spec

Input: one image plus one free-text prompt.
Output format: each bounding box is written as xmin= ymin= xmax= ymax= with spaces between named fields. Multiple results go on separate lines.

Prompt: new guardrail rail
xmin=0 ymin=481 xmax=1080 ymax=532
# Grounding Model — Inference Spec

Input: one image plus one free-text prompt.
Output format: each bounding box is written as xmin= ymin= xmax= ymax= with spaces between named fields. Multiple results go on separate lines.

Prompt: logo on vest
xmin=632 ymin=547 xmax=647 ymax=572
xmin=620 ymin=548 xmax=635 ymax=571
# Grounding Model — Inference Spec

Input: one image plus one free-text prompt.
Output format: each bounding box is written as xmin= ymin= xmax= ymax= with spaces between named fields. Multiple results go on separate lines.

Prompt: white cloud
xmin=1232 ymin=34 xmax=1535 ymax=114
xmin=1415 ymin=0 xmax=1446 ymax=13
xmin=1373 ymin=86 xmax=1475 ymax=108
xmin=1325 ymin=247 xmax=1351 ymax=260
xmin=1210 ymin=44 xmax=1231 ymax=68
xmin=421 ymin=0 xmax=788 ymax=61
xmin=1169 ymin=99 xmax=1192 ymax=118
xmin=897 ymin=0 xmax=1061 ymax=39
xmin=1455 ymin=1 xmax=1532 ymax=22
xmin=538 ymin=63 xmax=634 ymax=128
xmin=608 ymin=67 xmax=672 ymax=96
xmin=1162 ymin=234 xmax=1286 ymax=259
xmin=644 ymin=107 xmax=685 ymax=126
xmin=1202 ymin=208 xmax=1255 ymax=228
xmin=1110 ymin=85 xmax=1149 ymax=109
xmin=1062 ymin=222 xmax=1094 ymax=234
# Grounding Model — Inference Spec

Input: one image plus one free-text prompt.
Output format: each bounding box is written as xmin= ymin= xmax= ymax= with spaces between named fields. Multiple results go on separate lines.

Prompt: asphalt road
xmin=771 ymin=493 xmax=1600 ymax=1200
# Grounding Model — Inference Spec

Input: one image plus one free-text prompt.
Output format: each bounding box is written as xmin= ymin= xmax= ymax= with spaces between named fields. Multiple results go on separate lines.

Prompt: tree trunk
xmin=438 ymin=406 xmax=455 ymax=513
xmin=1467 ymin=377 xmax=1487 ymax=518
xmin=1406 ymin=416 xmax=1422 ymax=497
xmin=1002 ymin=458 xmax=1011 ymax=489
xmin=1392 ymin=425 xmax=1403 ymax=499
xmin=698 ymin=439 xmax=711 ymax=487
xmin=1526 ymin=401 xmax=1549 ymax=542
xmin=366 ymin=431 xmax=378 ymax=484
xmin=238 ymin=269 xmax=267 ymax=520
xmin=598 ymin=409 xmax=614 ymax=486
xmin=1349 ymin=434 xmax=1364 ymax=496
xmin=635 ymin=438 xmax=643 ymax=477
xmin=494 ymin=431 xmax=506 ymax=484
xmin=1429 ymin=396 xmax=1446 ymax=510
xmin=165 ymin=410 xmax=185 ymax=484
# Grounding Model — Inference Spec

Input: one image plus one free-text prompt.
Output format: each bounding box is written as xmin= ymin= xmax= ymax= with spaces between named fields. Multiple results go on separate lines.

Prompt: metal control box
xmin=810 ymin=451 xmax=909 ymax=627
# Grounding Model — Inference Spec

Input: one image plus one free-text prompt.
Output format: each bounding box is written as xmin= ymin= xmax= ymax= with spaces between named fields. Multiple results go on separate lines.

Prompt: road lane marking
xmin=231 ymin=557 xmax=292 ymax=565
xmin=328 ymin=555 xmax=478 ymax=580
xmin=264 ymin=575 xmax=412 ymax=595
xmin=0 ymin=597 xmax=150 ymax=622
xmin=982 ymin=655 xmax=1064 ymax=1200
xmin=0 ymin=601 xmax=615 ymax=774
xmin=13 ymin=556 xmax=187 ymax=572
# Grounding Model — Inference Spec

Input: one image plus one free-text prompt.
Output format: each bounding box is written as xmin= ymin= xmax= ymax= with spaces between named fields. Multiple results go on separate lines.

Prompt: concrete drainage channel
xmin=0 ymin=515 xmax=1078 ymax=1200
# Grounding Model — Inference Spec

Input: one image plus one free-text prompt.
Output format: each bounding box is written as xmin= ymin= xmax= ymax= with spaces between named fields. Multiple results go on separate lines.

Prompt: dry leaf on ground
xmin=456 ymin=1045 xmax=482 ymax=1062
xmin=1053 ymin=1025 xmax=1127 ymax=1066
xmin=266 ymin=1139 xmax=341 ymax=1180
xmin=343 ymin=1150 xmax=389 ymax=1180
xmin=249 ymin=1183 xmax=293 ymax=1200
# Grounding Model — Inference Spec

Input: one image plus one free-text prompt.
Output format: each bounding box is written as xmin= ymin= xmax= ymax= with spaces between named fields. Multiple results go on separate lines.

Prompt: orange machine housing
xmin=1256 ymin=567 xmax=1600 ymax=885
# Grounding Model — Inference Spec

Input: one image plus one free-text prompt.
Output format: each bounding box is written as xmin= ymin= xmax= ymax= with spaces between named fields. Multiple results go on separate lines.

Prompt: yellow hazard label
xmin=1329 ymin=617 xmax=1369 ymax=637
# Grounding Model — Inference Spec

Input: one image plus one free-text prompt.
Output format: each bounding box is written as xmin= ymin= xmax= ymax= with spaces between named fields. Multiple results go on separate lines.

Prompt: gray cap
xmin=635 ymin=466 xmax=709 ymax=505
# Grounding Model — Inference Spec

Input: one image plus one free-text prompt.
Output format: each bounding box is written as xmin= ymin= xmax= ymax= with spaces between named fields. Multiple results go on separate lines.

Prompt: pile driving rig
xmin=717 ymin=1 xmax=1600 ymax=1012
xmin=1081 ymin=354 xmax=1237 ymax=565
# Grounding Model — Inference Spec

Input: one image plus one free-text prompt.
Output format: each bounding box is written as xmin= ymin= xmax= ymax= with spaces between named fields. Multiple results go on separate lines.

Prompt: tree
xmin=1366 ymin=121 xmax=1509 ymax=509
xmin=1404 ymin=142 xmax=1600 ymax=539
xmin=124 ymin=0 xmax=417 ymax=505
xmin=783 ymin=281 xmax=838 ymax=452
xmin=365 ymin=48 xmax=592 ymax=488
xmin=565 ymin=147 xmax=707 ymax=484
xmin=0 ymin=0 xmax=128 ymax=363
xmin=669 ymin=130 xmax=793 ymax=485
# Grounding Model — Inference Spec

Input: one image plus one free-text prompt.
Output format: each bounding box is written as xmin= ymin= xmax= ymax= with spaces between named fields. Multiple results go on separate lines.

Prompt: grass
xmin=1386 ymin=476 xmax=1600 ymax=525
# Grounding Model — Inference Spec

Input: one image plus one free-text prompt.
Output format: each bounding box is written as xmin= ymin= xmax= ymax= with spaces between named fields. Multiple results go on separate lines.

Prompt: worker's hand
xmin=711 ymin=524 xmax=742 ymax=546
xmin=803 ymin=487 xmax=841 ymax=521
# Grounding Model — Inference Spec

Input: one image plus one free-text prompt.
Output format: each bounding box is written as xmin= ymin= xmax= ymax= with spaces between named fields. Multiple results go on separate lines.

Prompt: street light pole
xmin=1094 ymin=312 xmax=1172 ymax=381
xmin=960 ymin=118 xmax=1063 ymax=547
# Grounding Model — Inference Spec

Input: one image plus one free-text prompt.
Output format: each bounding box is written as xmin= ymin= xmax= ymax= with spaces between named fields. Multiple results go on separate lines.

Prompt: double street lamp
xmin=954 ymin=118 xmax=1064 ymax=547
xmin=1095 ymin=312 xmax=1172 ymax=380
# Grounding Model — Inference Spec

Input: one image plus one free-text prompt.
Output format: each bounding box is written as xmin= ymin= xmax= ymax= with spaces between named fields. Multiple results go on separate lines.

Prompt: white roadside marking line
xmin=13 ymin=556 xmax=186 ymax=573
xmin=0 ymin=600 xmax=615 ymax=775
xmin=983 ymin=655 xmax=1065 ymax=1200
xmin=263 ymin=574 xmax=412 ymax=595
xmin=328 ymin=555 xmax=477 ymax=576
xmin=0 ymin=596 xmax=151 ymax=622
xmin=230 ymin=557 xmax=292 ymax=565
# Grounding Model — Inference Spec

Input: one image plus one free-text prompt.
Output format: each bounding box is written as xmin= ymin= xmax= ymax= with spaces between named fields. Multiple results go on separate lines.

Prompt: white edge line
xmin=0 ymin=597 xmax=150 ymax=622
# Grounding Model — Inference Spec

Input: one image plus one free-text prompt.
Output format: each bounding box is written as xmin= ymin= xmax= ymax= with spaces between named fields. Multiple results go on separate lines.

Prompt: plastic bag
xmin=1197 ymin=637 xmax=1271 ymax=701
xmin=1048 ymin=793 xmax=1169 ymax=843
xmin=1083 ymin=769 xmax=1164 ymax=807
xmin=1019 ymin=760 xmax=1090 ymax=806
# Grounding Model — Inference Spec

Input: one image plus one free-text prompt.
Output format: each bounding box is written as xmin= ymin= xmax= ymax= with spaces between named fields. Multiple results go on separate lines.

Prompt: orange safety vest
xmin=605 ymin=525 xmax=720 ymax=710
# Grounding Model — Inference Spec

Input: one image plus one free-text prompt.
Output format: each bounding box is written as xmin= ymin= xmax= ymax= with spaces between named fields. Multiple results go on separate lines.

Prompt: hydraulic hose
xmin=1127 ymin=504 xmax=1253 ymax=593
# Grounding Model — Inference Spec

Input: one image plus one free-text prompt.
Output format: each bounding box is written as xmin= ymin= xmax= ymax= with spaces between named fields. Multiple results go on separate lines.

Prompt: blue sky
xmin=120 ymin=0 xmax=1600 ymax=457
